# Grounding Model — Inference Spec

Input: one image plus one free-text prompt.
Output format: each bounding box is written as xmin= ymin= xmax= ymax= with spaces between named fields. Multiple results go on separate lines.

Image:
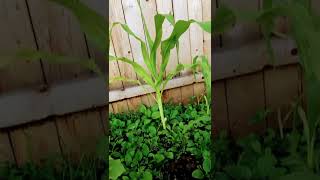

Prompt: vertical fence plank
xmin=111 ymin=100 xmax=130 ymax=113
xmin=193 ymin=82 xmax=205 ymax=100
xmin=99 ymin=108 xmax=108 ymax=135
xmin=10 ymin=121 xmax=61 ymax=165
xmin=213 ymin=81 xmax=229 ymax=136
xmin=226 ymin=73 xmax=266 ymax=137
xmin=109 ymin=41 xmax=123 ymax=90
xmin=188 ymin=0 xmax=204 ymax=99
xmin=163 ymin=88 xmax=182 ymax=104
xmin=110 ymin=0 xmax=137 ymax=87
xmin=121 ymin=0 xmax=148 ymax=72
xmin=172 ymin=0 xmax=192 ymax=75
xmin=181 ymin=84 xmax=194 ymax=104
xmin=0 ymin=132 xmax=14 ymax=163
xmin=0 ymin=0 xmax=44 ymax=93
xmin=202 ymin=0 xmax=212 ymax=65
xmin=27 ymin=0 xmax=91 ymax=83
xmin=119 ymin=0 xmax=145 ymax=109
xmin=81 ymin=0 xmax=107 ymax=73
xmin=56 ymin=110 xmax=105 ymax=161
xmin=264 ymin=66 xmax=300 ymax=129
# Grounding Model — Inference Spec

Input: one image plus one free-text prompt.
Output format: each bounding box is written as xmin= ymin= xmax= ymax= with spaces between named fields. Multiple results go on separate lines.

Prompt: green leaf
xmin=203 ymin=158 xmax=211 ymax=174
xmin=142 ymin=170 xmax=153 ymax=180
xmin=109 ymin=157 xmax=126 ymax=180
xmin=165 ymin=152 xmax=174 ymax=159
xmin=192 ymin=169 xmax=204 ymax=179
xmin=151 ymin=111 xmax=161 ymax=119
xmin=110 ymin=56 xmax=154 ymax=87
xmin=154 ymin=154 xmax=165 ymax=163
xmin=148 ymin=126 xmax=157 ymax=136
xmin=139 ymin=105 xmax=147 ymax=113
xmin=141 ymin=144 xmax=150 ymax=156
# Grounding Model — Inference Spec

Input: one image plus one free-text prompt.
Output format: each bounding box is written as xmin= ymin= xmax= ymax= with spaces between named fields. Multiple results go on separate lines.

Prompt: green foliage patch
xmin=109 ymin=102 xmax=211 ymax=179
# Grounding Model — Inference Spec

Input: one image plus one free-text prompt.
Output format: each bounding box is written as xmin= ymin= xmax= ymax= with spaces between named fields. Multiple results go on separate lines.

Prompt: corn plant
xmin=192 ymin=56 xmax=211 ymax=115
xmin=109 ymin=0 xmax=211 ymax=129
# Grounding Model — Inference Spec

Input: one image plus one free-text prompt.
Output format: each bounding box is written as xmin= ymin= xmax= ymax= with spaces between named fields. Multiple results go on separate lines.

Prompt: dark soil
xmin=159 ymin=154 xmax=208 ymax=180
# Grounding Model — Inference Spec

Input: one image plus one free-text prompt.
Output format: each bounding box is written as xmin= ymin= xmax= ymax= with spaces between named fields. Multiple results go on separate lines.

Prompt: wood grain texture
xmin=110 ymin=0 xmax=137 ymax=87
xmin=188 ymin=0 xmax=204 ymax=57
xmin=109 ymin=41 xmax=123 ymax=90
xmin=81 ymin=0 xmax=107 ymax=73
xmin=163 ymin=88 xmax=182 ymax=104
xmin=172 ymin=0 xmax=192 ymax=75
xmin=10 ymin=121 xmax=61 ymax=165
xmin=181 ymin=84 xmax=194 ymax=105
xmin=27 ymin=0 xmax=91 ymax=83
xmin=111 ymin=100 xmax=129 ymax=113
xmin=99 ymin=107 xmax=108 ymax=135
xmin=56 ymin=110 xmax=105 ymax=161
xmin=226 ymin=73 xmax=266 ymax=137
xmin=213 ymin=81 xmax=229 ymax=136
xmin=0 ymin=0 xmax=44 ymax=92
xmin=0 ymin=132 xmax=14 ymax=163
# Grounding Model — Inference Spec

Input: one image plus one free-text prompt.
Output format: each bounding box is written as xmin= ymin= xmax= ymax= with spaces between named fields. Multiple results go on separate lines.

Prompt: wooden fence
xmin=0 ymin=0 xmax=108 ymax=164
xmin=0 ymin=0 xmax=211 ymax=165
xmin=0 ymin=0 xmax=311 ymax=166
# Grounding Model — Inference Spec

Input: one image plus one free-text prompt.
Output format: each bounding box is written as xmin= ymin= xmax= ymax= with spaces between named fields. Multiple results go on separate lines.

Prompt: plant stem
xmin=156 ymin=91 xmax=166 ymax=129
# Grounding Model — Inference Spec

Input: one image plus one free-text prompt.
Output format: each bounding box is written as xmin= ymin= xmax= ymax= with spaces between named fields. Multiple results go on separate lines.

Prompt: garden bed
xmin=109 ymin=102 xmax=212 ymax=179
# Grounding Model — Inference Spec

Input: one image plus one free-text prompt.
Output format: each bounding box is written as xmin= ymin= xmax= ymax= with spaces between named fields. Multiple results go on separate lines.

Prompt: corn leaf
xmin=110 ymin=22 xmax=155 ymax=78
xmin=109 ymin=55 xmax=154 ymax=87
xmin=109 ymin=76 xmax=141 ymax=86
xmin=160 ymin=19 xmax=211 ymax=81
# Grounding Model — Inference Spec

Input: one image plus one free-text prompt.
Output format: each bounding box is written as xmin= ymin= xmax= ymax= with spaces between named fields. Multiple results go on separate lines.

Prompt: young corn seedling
xmin=192 ymin=56 xmax=211 ymax=115
xmin=109 ymin=0 xmax=211 ymax=129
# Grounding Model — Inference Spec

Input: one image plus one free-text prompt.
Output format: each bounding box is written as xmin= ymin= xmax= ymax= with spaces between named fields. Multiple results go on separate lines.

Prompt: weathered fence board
xmin=0 ymin=0 xmax=44 ymax=92
xmin=226 ymin=73 xmax=266 ymax=137
xmin=0 ymin=132 xmax=14 ymax=163
xmin=10 ymin=121 xmax=61 ymax=165
xmin=264 ymin=65 xmax=301 ymax=129
xmin=213 ymin=81 xmax=229 ymax=135
xmin=56 ymin=110 xmax=105 ymax=161
xmin=27 ymin=0 xmax=91 ymax=83
xmin=0 ymin=77 xmax=106 ymax=128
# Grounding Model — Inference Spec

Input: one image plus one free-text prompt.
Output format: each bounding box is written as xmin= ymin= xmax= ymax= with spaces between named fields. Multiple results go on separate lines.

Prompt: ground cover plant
xmin=109 ymin=101 xmax=211 ymax=180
